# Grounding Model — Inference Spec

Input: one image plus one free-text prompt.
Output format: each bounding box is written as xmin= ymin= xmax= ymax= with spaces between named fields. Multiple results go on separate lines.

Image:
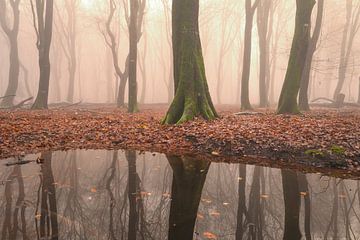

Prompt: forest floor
xmin=0 ymin=104 xmax=360 ymax=179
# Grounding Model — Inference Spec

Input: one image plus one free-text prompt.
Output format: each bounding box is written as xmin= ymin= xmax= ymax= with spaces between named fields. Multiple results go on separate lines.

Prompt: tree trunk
xmin=299 ymin=0 xmax=324 ymax=111
xmin=282 ymin=170 xmax=302 ymax=240
xmin=240 ymin=0 xmax=258 ymax=110
xmin=358 ymin=77 xmax=360 ymax=104
xmin=32 ymin=0 xmax=54 ymax=109
xmin=163 ymin=0 xmax=217 ymax=124
xmin=277 ymin=0 xmax=315 ymax=114
xmin=0 ymin=0 xmax=20 ymax=107
xmin=257 ymin=0 xmax=271 ymax=108
xmin=167 ymin=155 xmax=210 ymax=240
xmin=298 ymin=173 xmax=311 ymax=240
xmin=128 ymin=0 xmax=139 ymax=113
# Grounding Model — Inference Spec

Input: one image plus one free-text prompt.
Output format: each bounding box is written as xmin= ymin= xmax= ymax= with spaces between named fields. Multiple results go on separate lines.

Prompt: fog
xmin=0 ymin=0 xmax=359 ymax=106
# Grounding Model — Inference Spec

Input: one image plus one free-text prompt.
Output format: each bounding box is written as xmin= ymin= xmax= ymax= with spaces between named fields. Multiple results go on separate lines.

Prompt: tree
xmin=257 ymin=0 xmax=272 ymax=108
xmin=100 ymin=0 xmax=146 ymax=107
xmin=299 ymin=0 xmax=325 ymax=111
xmin=128 ymin=0 xmax=139 ymax=113
xmin=277 ymin=0 xmax=315 ymax=114
xmin=0 ymin=0 xmax=20 ymax=107
xmin=333 ymin=0 xmax=360 ymax=100
xmin=31 ymin=0 xmax=54 ymax=109
xmin=54 ymin=0 xmax=79 ymax=103
xmin=240 ymin=0 xmax=260 ymax=110
xmin=358 ymin=77 xmax=360 ymax=104
xmin=163 ymin=0 xmax=218 ymax=124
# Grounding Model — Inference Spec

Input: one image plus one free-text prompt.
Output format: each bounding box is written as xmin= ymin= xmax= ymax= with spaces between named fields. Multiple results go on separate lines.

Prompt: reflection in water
xmin=0 ymin=150 xmax=359 ymax=239
xmin=167 ymin=155 xmax=210 ymax=240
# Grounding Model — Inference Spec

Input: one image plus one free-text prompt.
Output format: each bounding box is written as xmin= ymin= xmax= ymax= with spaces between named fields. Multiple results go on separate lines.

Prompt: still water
xmin=0 ymin=150 xmax=359 ymax=240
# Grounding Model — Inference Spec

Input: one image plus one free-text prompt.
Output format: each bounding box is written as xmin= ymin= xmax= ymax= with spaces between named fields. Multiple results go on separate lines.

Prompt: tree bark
xmin=299 ymin=0 xmax=324 ymax=111
xmin=277 ymin=0 xmax=315 ymax=114
xmin=163 ymin=0 xmax=217 ymax=124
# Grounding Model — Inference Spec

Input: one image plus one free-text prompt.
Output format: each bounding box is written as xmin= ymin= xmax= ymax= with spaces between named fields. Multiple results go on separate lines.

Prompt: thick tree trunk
xmin=277 ymin=0 xmax=315 ymax=114
xmin=32 ymin=0 xmax=54 ymax=109
xmin=0 ymin=1 xmax=20 ymax=107
xmin=241 ymin=0 xmax=258 ymax=111
xmin=282 ymin=170 xmax=302 ymax=240
xmin=163 ymin=0 xmax=217 ymax=124
xmin=299 ymin=0 xmax=324 ymax=111
xmin=167 ymin=155 xmax=210 ymax=240
xmin=128 ymin=0 xmax=139 ymax=113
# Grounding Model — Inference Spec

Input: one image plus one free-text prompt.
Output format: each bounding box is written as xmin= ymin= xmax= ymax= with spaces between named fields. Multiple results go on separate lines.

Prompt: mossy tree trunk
xmin=240 ymin=0 xmax=259 ymax=111
xmin=167 ymin=155 xmax=210 ymax=240
xmin=163 ymin=0 xmax=218 ymax=124
xmin=0 ymin=0 xmax=20 ymax=107
xmin=299 ymin=0 xmax=324 ymax=111
xmin=277 ymin=0 xmax=315 ymax=114
xmin=31 ymin=0 xmax=54 ymax=109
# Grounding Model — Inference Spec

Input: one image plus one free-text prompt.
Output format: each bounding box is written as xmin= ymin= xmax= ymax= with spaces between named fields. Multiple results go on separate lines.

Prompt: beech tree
xmin=31 ymin=0 xmax=54 ymax=109
xmin=0 ymin=0 xmax=20 ymax=107
xmin=128 ymin=0 xmax=139 ymax=113
xmin=163 ymin=0 xmax=218 ymax=124
xmin=54 ymin=0 xmax=79 ymax=103
xmin=257 ymin=0 xmax=272 ymax=108
xmin=298 ymin=0 xmax=324 ymax=111
xmin=277 ymin=0 xmax=315 ymax=114
xmin=240 ymin=0 xmax=259 ymax=110
xmin=333 ymin=0 xmax=360 ymax=100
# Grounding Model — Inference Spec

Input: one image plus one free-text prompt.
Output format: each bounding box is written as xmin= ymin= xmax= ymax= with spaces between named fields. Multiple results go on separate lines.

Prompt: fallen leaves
xmin=0 ymin=107 xmax=359 ymax=176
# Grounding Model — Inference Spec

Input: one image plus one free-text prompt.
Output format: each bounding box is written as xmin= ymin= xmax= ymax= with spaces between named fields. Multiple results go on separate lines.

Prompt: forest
xmin=0 ymin=0 xmax=360 ymax=239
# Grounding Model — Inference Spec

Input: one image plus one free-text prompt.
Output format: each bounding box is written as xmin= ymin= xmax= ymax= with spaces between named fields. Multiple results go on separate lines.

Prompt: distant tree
xmin=100 ymin=0 xmax=145 ymax=108
xmin=257 ymin=0 xmax=272 ymax=108
xmin=358 ymin=77 xmax=360 ymax=104
xmin=333 ymin=0 xmax=360 ymax=100
xmin=31 ymin=0 xmax=54 ymax=109
xmin=163 ymin=0 xmax=218 ymax=124
xmin=298 ymin=0 xmax=324 ymax=111
xmin=240 ymin=0 xmax=259 ymax=110
xmin=277 ymin=0 xmax=315 ymax=114
xmin=54 ymin=0 xmax=79 ymax=103
xmin=128 ymin=0 xmax=139 ymax=113
xmin=0 ymin=0 xmax=20 ymax=107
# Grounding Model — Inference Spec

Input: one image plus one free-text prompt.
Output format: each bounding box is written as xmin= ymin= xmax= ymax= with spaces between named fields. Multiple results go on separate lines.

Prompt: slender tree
xmin=0 ymin=0 xmax=20 ymax=107
xmin=128 ymin=0 xmax=139 ymax=113
xmin=163 ymin=0 xmax=218 ymax=124
xmin=277 ymin=0 xmax=315 ymax=114
xmin=299 ymin=0 xmax=325 ymax=111
xmin=240 ymin=0 xmax=260 ymax=110
xmin=358 ymin=77 xmax=360 ymax=104
xmin=54 ymin=0 xmax=78 ymax=103
xmin=333 ymin=0 xmax=360 ymax=100
xmin=31 ymin=0 xmax=54 ymax=109
xmin=257 ymin=0 xmax=272 ymax=108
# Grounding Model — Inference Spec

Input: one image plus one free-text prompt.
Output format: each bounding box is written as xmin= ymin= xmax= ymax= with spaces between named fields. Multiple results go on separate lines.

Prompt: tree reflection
xmin=36 ymin=152 xmax=59 ymax=240
xmin=166 ymin=155 xmax=211 ymax=240
xmin=281 ymin=169 xmax=301 ymax=240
